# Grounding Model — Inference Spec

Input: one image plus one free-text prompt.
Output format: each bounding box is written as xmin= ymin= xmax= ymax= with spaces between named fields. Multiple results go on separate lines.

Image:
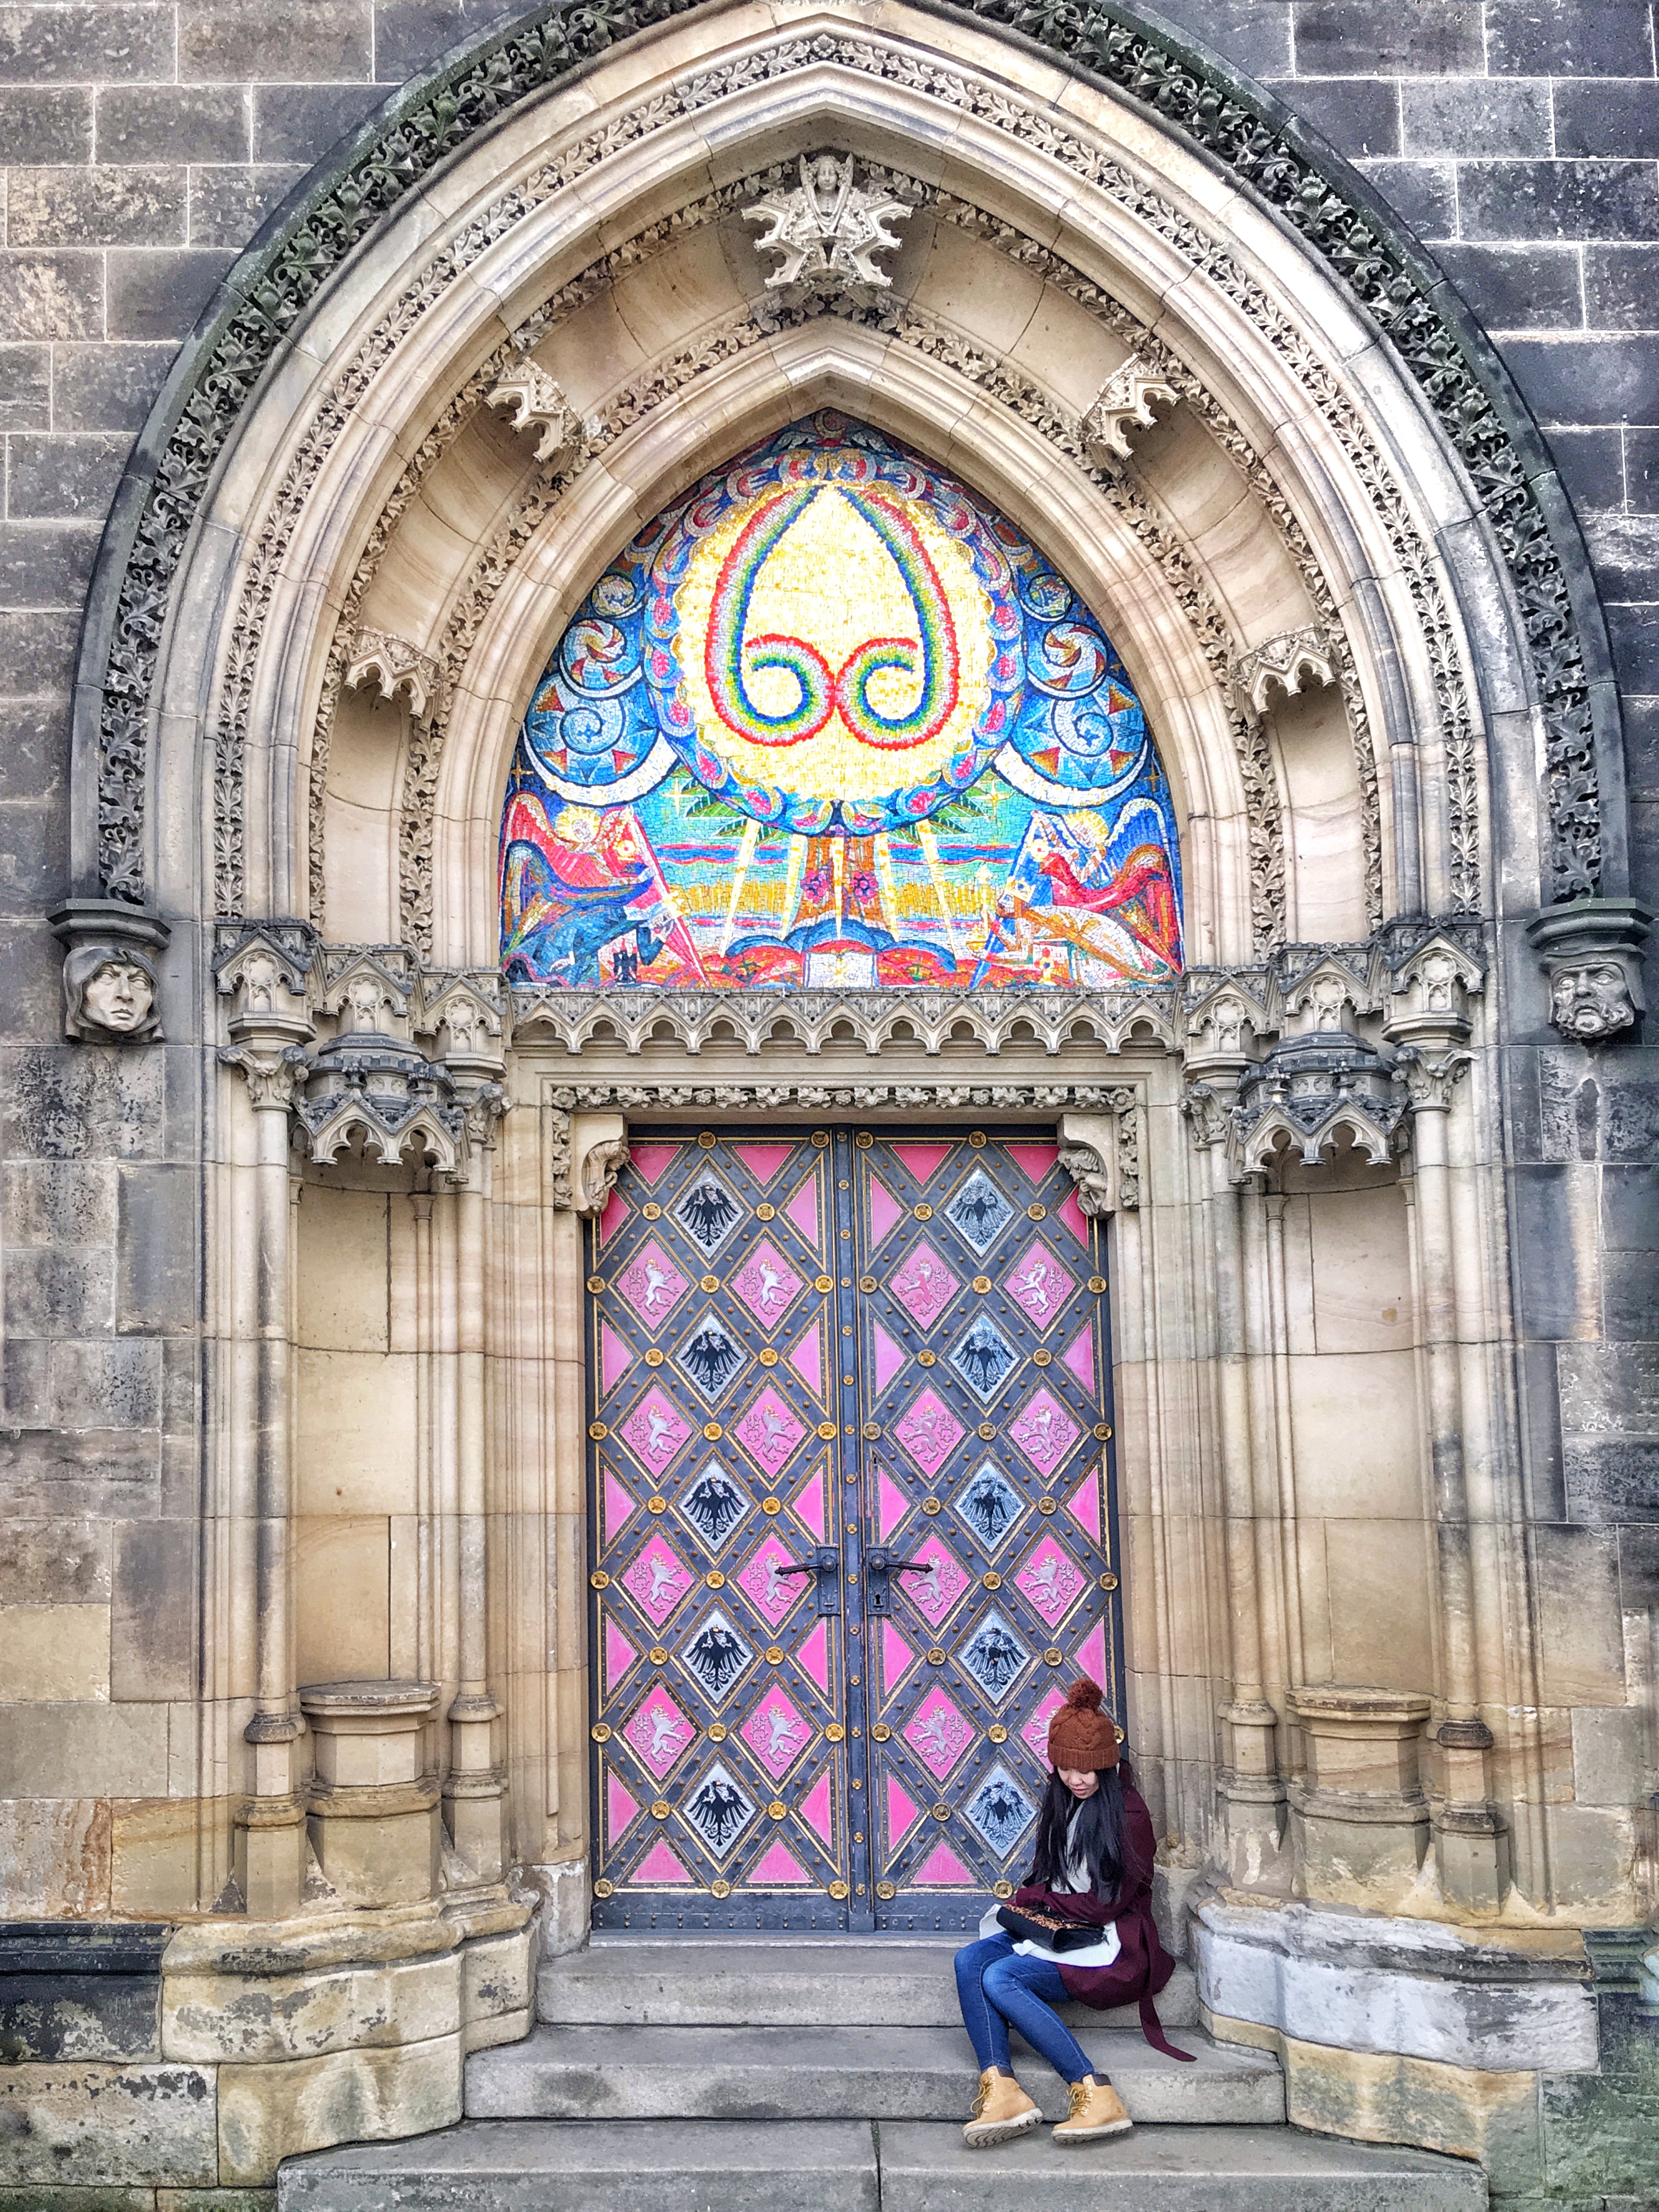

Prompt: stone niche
xmin=300 ymin=1679 xmax=442 ymax=1908
xmin=1287 ymin=1685 xmax=1432 ymax=1908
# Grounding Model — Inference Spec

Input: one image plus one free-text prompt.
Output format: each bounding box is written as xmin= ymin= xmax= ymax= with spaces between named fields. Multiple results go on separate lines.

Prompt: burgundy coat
xmin=1011 ymin=1786 xmax=1193 ymax=2061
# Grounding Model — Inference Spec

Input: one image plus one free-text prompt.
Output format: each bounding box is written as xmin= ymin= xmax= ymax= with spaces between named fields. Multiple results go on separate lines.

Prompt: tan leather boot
xmin=962 ymin=2067 xmax=1042 ymax=2148
xmin=1052 ymin=2074 xmax=1133 ymax=2143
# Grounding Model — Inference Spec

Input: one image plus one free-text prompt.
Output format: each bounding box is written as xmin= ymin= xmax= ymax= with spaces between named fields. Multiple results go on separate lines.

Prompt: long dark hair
xmin=1025 ymin=1753 xmax=1143 ymax=1901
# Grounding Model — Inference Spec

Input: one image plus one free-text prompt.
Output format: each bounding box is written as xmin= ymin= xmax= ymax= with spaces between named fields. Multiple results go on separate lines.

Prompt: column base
xmin=1434 ymin=1802 xmax=1510 ymax=1916
xmin=235 ymin=1797 xmax=307 ymax=1920
xmin=1216 ymin=1771 xmax=1295 ymax=1895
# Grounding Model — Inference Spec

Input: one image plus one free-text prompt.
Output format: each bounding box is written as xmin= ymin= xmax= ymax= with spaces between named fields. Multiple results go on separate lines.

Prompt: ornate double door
xmin=587 ymin=1128 xmax=1122 ymax=1931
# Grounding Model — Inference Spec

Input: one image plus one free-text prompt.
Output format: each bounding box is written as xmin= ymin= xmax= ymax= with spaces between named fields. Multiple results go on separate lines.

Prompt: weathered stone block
xmin=0 ymin=345 xmax=51 ymax=432
xmin=7 ymin=167 xmax=186 ymax=251
xmin=50 ymin=1338 xmax=161 ymax=1432
xmin=4 ymin=1161 xmax=117 ymax=1248
xmin=188 ymin=167 xmax=304 ymax=250
xmin=105 ymin=251 xmax=238 ymax=343
xmin=216 ymin=2031 xmax=461 ymax=2187
xmin=7 ymin=1249 xmax=116 ymax=1337
xmin=110 ymin=1797 xmax=216 ymax=1921
xmin=111 ymin=1520 xmax=197 ymax=1701
xmin=0 ymin=1602 xmax=110 ymax=1701
xmin=1486 ymin=0 xmax=1656 ymax=75
xmin=50 ymin=345 xmax=172 ymax=432
xmin=0 ymin=1700 xmax=167 ymax=1799
xmin=1271 ymin=2030 xmax=1544 ymax=2194
xmin=178 ymin=1 xmax=373 ymax=82
xmin=1400 ymin=78 xmax=1554 ymax=157
xmin=371 ymin=0 xmax=525 ymax=81
xmin=1555 ymin=76 xmax=1659 ymax=157
xmin=1294 ymin=1 xmax=1483 ymax=73
xmin=164 ymin=1948 xmax=462 ymax=2066
xmin=0 ymin=1922 xmax=167 ymax=2063
xmin=0 ymin=2061 xmax=215 ymax=2186
xmin=6 ymin=433 xmax=129 ymax=524
xmin=461 ymin=1926 xmax=534 ymax=2054
xmin=0 ymin=7 xmax=174 ymax=81
xmin=0 ymin=85 xmax=92 ymax=162
xmin=2 ymin=1046 xmax=163 ymax=1163
xmin=0 ymin=1799 xmax=111 ymax=1917
xmin=0 ymin=254 xmax=102 ymax=344
xmin=0 ymin=1518 xmax=110 ymax=1605
xmin=250 ymin=83 xmax=381 ymax=166
xmin=96 ymin=85 xmax=250 ymax=164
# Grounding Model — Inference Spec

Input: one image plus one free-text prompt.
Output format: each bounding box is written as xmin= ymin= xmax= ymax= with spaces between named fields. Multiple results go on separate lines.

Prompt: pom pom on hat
xmin=1046 ymin=1675 xmax=1120 ymax=1770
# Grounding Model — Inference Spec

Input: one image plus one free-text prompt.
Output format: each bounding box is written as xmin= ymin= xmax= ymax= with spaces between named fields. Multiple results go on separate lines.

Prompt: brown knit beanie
xmin=1046 ymin=1677 xmax=1120 ymax=1770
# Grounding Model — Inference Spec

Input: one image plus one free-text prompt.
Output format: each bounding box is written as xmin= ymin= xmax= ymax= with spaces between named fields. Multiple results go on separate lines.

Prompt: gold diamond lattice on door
xmin=586 ymin=1128 xmax=1122 ymax=1933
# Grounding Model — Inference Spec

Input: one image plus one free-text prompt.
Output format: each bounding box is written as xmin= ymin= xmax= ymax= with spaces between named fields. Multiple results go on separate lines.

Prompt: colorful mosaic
xmin=501 ymin=413 xmax=1183 ymax=988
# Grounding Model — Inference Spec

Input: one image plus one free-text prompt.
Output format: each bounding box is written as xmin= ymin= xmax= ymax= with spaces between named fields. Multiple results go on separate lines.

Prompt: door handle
xmin=864 ymin=1548 xmax=932 ymax=1616
xmin=775 ymin=1547 xmax=842 ymax=1615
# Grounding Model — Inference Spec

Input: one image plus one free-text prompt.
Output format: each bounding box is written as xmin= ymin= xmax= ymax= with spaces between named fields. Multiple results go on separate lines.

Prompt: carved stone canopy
xmin=1526 ymin=897 xmax=1652 ymax=1042
xmin=49 ymin=898 xmax=170 ymax=1043
xmin=1229 ymin=1029 xmax=1408 ymax=1173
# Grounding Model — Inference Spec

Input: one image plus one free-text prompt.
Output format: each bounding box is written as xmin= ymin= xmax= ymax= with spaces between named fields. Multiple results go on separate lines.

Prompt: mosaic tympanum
xmin=501 ymin=413 xmax=1182 ymax=989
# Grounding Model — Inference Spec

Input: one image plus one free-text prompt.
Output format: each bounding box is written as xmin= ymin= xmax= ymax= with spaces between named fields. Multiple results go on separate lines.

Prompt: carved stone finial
xmin=1230 ymin=625 xmax=1336 ymax=717
xmin=345 ymin=628 xmax=440 ymax=719
xmin=486 ymin=361 xmax=602 ymax=469
xmin=1526 ymin=897 xmax=1652 ymax=1043
xmin=743 ymin=154 xmax=911 ymax=301
xmin=1081 ymin=355 xmax=1178 ymax=463
xmin=49 ymin=899 xmax=170 ymax=1044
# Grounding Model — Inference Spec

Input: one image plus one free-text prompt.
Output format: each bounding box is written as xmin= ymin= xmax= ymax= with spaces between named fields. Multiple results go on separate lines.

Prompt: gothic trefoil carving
xmin=1081 ymin=356 xmax=1179 ymax=463
xmin=486 ymin=360 xmax=602 ymax=467
xmin=744 ymin=153 xmax=911 ymax=300
xmin=1231 ymin=628 xmax=1337 ymax=718
xmin=345 ymin=629 xmax=441 ymax=720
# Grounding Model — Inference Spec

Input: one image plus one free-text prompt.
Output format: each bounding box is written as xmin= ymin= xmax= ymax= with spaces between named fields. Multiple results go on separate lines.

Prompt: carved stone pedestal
xmin=301 ymin=1680 xmax=442 ymax=1908
xmin=1288 ymin=1685 xmax=1432 ymax=1908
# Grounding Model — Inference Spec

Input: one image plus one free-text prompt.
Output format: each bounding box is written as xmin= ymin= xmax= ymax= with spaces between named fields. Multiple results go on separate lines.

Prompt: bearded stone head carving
xmin=1549 ymin=959 xmax=1636 ymax=1042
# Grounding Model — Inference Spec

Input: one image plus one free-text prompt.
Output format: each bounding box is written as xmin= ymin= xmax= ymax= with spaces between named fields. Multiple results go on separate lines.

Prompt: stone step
xmin=278 ymin=2119 xmax=1488 ymax=2211
xmin=279 ymin=2118 xmax=878 ymax=2211
xmin=879 ymin=2121 xmax=1489 ymax=2209
xmin=464 ymin=2022 xmax=1283 ymax=2125
xmin=538 ymin=1936 xmax=1200 ymax=2030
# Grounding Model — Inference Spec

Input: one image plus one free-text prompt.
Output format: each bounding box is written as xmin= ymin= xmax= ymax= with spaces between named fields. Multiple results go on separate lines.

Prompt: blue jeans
xmin=953 ymin=1933 xmax=1101 ymax=2084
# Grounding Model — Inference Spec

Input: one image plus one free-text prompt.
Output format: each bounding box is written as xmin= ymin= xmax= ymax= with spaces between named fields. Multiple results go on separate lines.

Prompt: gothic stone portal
xmin=587 ymin=1128 xmax=1122 ymax=1932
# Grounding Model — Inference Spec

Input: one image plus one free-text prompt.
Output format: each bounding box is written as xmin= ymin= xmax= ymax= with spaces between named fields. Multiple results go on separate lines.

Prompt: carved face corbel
xmin=63 ymin=946 xmax=161 ymax=1042
xmin=1548 ymin=957 xmax=1639 ymax=1041
xmin=52 ymin=900 xmax=171 ymax=1043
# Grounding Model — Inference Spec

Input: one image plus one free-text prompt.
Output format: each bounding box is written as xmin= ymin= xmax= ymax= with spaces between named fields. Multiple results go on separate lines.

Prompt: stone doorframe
xmin=77 ymin=0 xmax=1594 ymax=1934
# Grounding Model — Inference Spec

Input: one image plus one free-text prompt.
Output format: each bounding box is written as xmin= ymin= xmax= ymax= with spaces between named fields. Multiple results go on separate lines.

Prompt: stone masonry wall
xmin=0 ymin=1 xmax=1655 ymax=1921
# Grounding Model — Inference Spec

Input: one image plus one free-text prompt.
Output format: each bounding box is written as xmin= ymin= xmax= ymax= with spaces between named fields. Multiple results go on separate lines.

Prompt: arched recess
xmin=62 ymin=0 xmax=1633 ymax=1940
xmin=68 ymin=0 xmax=1627 ymax=939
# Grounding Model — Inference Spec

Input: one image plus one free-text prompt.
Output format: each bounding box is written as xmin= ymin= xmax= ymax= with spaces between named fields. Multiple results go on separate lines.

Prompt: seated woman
xmin=953 ymin=1676 xmax=1190 ymax=2148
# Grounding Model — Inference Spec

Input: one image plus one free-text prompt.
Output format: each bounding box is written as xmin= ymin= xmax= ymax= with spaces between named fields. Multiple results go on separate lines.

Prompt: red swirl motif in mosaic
xmin=704 ymin=485 xmax=960 ymax=751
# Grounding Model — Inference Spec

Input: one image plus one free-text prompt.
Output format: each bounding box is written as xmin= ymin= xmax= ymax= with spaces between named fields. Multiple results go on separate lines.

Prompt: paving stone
xmin=279 ymin=2118 xmax=881 ymax=2211
xmin=464 ymin=2022 xmax=1283 ymax=2125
